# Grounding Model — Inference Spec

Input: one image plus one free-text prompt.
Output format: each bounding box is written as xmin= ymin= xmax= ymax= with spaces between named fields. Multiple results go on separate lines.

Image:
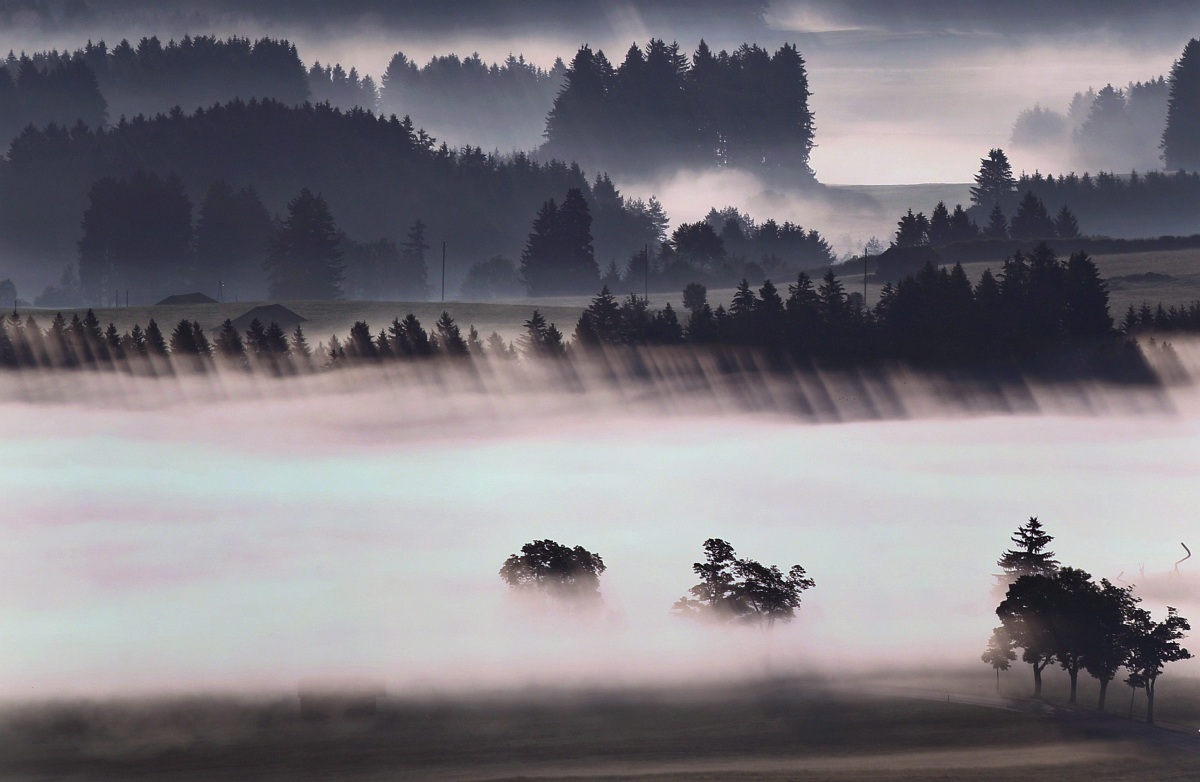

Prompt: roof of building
xmin=225 ymin=304 xmax=308 ymax=334
xmin=873 ymin=245 xmax=943 ymax=283
xmin=155 ymin=292 xmax=218 ymax=306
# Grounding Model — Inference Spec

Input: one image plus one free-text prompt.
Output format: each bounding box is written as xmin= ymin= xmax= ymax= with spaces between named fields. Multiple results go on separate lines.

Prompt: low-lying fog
xmin=1 ymin=353 xmax=1198 ymax=699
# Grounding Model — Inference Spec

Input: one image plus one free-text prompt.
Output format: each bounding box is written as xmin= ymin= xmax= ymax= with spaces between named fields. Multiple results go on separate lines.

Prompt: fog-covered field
xmin=2 ymin=344 xmax=1198 ymax=702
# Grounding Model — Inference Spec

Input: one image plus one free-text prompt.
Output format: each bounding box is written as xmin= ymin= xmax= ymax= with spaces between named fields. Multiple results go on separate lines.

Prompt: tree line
xmin=542 ymin=40 xmax=815 ymax=179
xmin=379 ymin=51 xmax=567 ymax=153
xmin=1 ymin=242 xmax=1159 ymax=384
xmin=963 ymin=146 xmax=1200 ymax=239
xmin=986 ymin=518 xmax=1191 ymax=724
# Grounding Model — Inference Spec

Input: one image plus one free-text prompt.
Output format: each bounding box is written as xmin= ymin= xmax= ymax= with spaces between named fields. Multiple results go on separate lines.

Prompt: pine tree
xmin=895 ymin=209 xmax=929 ymax=247
xmin=998 ymin=517 xmax=1059 ymax=580
xmin=145 ymin=318 xmax=168 ymax=355
xmin=949 ymin=204 xmax=978 ymax=242
xmin=928 ymin=201 xmax=953 ymax=246
xmin=1063 ymin=251 xmax=1112 ymax=337
xmin=214 ymin=318 xmax=246 ymax=362
xmin=1163 ymin=39 xmax=1200 ymax=171
xmin=984 ymin=204 xmax=1009 ymax=239
xmin=436 ymin=311 xmax=469 ymax=355
xmin=265 ymin=188 xmax=344 ymax=300
xmin=574 ymin=285 xmax=622 ymax=345
xmin=1009 ymin=192 xmax=1056 ymax=240
xmin=970 ymin=148 xmax=1016 ymax=208
xmin=1054 ymin=205 xmax=1081 ymax=239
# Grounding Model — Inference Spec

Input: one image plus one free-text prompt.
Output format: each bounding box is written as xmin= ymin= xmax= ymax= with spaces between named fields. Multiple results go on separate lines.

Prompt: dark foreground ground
xmin=3 ymin=678 xmax=1199 ymax=782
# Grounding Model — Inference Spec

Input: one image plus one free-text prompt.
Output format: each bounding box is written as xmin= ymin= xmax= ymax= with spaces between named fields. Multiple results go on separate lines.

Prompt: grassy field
xmin=2 ymin=676 xmax=1197 ymax=781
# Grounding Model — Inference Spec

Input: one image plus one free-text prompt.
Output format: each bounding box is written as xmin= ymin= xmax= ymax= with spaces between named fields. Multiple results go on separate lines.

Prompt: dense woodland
xmin=379 ymin=52 xmax=566 ymax=152
xmin=0 ymin=99 xmax=667 ymax=303
xmin=542 ymin=40 xmax=815 ymax=179
xmin=4 ymin=33 xmax=1200 ymax=306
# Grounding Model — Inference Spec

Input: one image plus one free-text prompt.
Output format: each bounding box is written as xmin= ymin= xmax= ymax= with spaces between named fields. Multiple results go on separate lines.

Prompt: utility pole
xmin=441 ymin=241 xmax=447 ymax=303
xmin=863 ymin=254 xmax=868 ymax=308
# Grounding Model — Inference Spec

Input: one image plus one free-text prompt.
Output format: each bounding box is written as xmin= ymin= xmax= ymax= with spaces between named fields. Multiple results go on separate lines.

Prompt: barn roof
xmin=226 ymin=304 xmax=308 ymax=333
xmin=155 ymin=292 xmax=218 ymax=306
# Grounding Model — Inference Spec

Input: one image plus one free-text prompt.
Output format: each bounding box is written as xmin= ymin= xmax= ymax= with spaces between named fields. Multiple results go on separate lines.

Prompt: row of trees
xmin=0 ymin=307 xmax=317 ymax=374
xmin=893 ymin=196 xmax=1080 ymax=248
xmin=0 ymin=52 xmax=106 ymax=143
xmin=543 ymin=40 xmax=815 ymax=178
xmin=569 ymin=243 xmax=1118 ymax=370
xmin=986 ymin=518 xmax=1191 ymax=724
xmin=499 ymin=537 xmax=815 ymax=631
xmin=1 ymin=244 xmax=1138 ymax=382
xmin=517 ymin=193 xmax=836 ymax=297
xmin=0 ymin=98 xmax=665 ymax=296
xmin=379 ymin=51 xmax=566 ymax=152
xmin=11 ymin=37 xmax=309 ymax=137
xmin=968 ymin=147 xmax=1200 ymax=238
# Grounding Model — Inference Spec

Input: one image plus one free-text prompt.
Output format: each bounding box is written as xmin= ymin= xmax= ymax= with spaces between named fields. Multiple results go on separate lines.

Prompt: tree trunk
xmin=1068 ymin=668 xmax=1078 ymax=705
xmin=1146 ymin=680 xmax=1156 ymax=725
xmin=1032 ymin=663 xmax=1043 ymax=699
xmin=995 ymin=668 xmax=1000 ymax=694
xmin=1098 ymin=678 xmax=1109 ymax=712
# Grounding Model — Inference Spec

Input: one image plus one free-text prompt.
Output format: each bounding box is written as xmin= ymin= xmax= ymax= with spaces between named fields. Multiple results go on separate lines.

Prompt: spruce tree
xmin=984 ymin=204 xmax=1009 ymax=239
xmin=928 ymin=201 xmax=953 ymax=246
xmin=1054 ymin=205 xmax=1081 ymax=239
xmin=998 ymin=517 xmax=1059 ymax=580
xmin=949 ymin=204 xmax=978 ymax=242
xmin=970 ymin=148 xmax=1016 ymax=208
xmin=214 ymin=318 xmax=246 ymax=361
xmin=1009 ymin=192 xmax=1056 ymax=240
xmin=436 ymin=311 xmax=469 ymax=356
xmin=145 ymin=318 xmax=168 ymax=355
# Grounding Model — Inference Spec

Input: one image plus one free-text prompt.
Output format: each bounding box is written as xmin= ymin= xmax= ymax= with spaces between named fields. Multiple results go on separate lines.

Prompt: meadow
xmin=2 ymin=675 xmax=1198 ymax=781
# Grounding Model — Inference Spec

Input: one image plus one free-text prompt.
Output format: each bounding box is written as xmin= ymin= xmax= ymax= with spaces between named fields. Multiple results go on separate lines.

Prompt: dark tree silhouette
xmin=195 ymin=181 xmax=273 ymax=301
xmin=996 ymin=574 xmax=1059 ymax=699
xmin=1124 ymin=607 xmax=1192 ymax=724
xmin=265 ymin=188 xmax=344 ymax=300
xmin=1084 ymin=579 xmax=1139 ymax=712
xmin=499 ymin=539 xmax=606 ymax=608
xmin=998 ymin=517 xmax=1060 ymax=581
xmin=970 ymin=149 xmax=1017 ymax=208
xmin=673 ymin=538 xmax=814 ymax=630
xmin=519 ymin=310 xmax=566 ymax=358
xmin=1162 ymin=39 xmax=1200 ymax=172
xmin=520 ymin=189 xmax=598 ymax=295
xmin=983 ymin=204 xmax=1009 ymax=239
xmin=1009 ymin=191 xmax=1057 ymax=240
xmin=894 ymin=209 xmax=930 ymax=247
xmin=1054 ymin=205 xmax=1081 ymax=239
xmin=982 ymin=626 xmax=1017 ymax=693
